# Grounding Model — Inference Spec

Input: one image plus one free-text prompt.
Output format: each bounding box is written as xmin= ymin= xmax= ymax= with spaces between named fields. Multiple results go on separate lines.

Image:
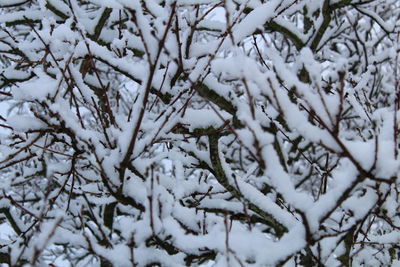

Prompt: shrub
xmin=0 ymin=0 xmax=399 ymax=266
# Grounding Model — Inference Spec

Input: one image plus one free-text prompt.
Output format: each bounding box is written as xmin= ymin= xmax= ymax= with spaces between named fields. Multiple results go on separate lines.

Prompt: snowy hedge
xmin=0 ymin=0 xmax=400 ymax=266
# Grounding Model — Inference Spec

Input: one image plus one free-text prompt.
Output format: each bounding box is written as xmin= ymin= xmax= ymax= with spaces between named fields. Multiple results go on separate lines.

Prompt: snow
xmin=0 ymin=0 xmax=400 ymax=266
xmin=7 ymin=115 xmax=45 ymax=132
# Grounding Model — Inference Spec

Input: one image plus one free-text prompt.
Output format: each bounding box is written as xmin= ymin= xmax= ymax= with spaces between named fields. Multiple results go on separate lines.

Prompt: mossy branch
xmin=195 ymin=83 xmax=236 ymax=115
xmin=208 ymin=134 xmax=288 ymax=237
xmin=267 ymin=21 xmax=304 ymax=50
xmin=310 ymin=0 xmax=332 ymax=51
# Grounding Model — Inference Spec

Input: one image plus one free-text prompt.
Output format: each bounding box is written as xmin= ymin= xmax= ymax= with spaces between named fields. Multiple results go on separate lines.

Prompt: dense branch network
xmin=0 ymin=0 xmax=399 ymax=266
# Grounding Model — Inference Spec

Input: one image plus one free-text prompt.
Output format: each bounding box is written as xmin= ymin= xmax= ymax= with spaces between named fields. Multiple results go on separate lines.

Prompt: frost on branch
xmin=0 ymin=0 xmax=399 ymax=266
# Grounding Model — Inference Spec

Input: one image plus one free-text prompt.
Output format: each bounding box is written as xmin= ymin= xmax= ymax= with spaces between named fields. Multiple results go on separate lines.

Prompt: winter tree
xmin=0 ymin=0 xmax=399 ymax=266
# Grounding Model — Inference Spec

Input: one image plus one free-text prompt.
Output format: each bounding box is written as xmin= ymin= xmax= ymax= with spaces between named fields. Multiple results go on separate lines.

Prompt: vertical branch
xmin=119 ymin=2 xmax=177 ymax=181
